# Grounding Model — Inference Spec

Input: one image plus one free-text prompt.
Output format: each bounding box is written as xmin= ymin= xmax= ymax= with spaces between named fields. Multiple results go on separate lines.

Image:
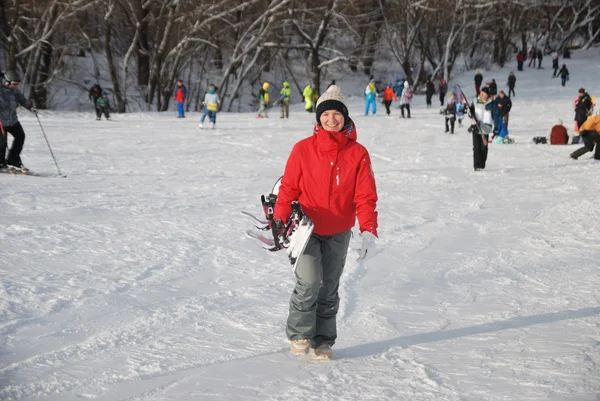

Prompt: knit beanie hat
xmin=315 ymin=85 xmax=349 ymax=124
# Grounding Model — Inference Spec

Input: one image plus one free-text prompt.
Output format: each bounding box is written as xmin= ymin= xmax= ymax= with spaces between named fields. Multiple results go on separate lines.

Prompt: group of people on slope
xmin=363 ymin=77 xmax=414 ymax=118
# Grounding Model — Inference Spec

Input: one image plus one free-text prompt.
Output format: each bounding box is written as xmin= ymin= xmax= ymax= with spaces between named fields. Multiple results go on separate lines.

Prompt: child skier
xmin=382 ymin=83 xmax=397 ymax=116
xmin=96 ymin=91 xmax=111 ymax=120
xmin=279 ymin=81 xmax=291 ymax=119
xmin=199 ymin=85 xmax=220 ymax=129
xmin=444 ymin=93 xmax=457 ymax=134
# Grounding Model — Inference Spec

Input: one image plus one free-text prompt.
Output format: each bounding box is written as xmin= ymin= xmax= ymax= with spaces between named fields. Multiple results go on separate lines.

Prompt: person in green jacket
xmin=96 ymin=91 xmax=111 ymax=120
xmin=303 ymin=84 xmax=314 ymax=112
xmin=279 ymin=81 xmax=291 ymax=119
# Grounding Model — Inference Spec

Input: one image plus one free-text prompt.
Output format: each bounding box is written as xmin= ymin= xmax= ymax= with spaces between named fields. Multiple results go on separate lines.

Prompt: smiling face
xmin=319 ymin=110 xmax=345 ymax=132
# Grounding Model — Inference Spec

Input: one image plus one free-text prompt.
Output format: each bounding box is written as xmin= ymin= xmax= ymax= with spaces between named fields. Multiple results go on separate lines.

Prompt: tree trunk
xmin=104 ymin=10 xmax=125 ymax=113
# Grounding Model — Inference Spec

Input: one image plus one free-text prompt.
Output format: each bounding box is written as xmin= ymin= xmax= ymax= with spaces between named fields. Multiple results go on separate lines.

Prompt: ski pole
xmin=34 ymin=112 xmax=63 ymax=176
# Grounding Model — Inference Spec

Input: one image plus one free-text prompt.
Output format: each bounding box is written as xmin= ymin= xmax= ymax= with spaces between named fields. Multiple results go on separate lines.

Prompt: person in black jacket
xmin=496 ymin=91 xmax=512 ymax=128
xmin=474 ymin=71 xmax=483 ymax=95
xmin=558 ymin=65 xmax=569 ymax=87
xmin=425 ymin=79 xmax=434 ymax=108
xmin=507 ymin=72 xmax=516 ymax=98
xmin=486 ymin=78 xmax=498 ymax=99
xmin=574 ymin=88 xmax=592 ymax=132
xmin=89 ymin=83 xmax=103 ymax=119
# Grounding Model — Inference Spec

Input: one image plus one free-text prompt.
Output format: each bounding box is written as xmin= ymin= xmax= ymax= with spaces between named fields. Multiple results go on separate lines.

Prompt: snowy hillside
xmin=1 ymin=50 xmax=599 ymax=401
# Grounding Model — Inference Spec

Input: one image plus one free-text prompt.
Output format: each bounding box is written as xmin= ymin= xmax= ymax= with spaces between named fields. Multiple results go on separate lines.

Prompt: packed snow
xmin=1 ymin=50 xmax=599 ymax=401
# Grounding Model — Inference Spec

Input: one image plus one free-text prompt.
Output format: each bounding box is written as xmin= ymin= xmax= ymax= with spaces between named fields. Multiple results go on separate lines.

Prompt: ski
xmin=0 ymin=168 xmax=65 ymax=178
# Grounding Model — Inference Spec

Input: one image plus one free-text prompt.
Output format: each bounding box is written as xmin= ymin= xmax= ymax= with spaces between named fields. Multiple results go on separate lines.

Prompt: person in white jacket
xmin=199 ymin=85 xmax=220 ymax=129
xmin=399 ymin=81 xmax=413 ymax=118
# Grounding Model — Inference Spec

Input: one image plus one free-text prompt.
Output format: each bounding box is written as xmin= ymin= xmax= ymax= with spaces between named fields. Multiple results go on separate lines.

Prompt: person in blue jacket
xmin=364 ymin=79 xmax=377 ymax=116
xmin=393 ymin=77 xmax=404 ymax=99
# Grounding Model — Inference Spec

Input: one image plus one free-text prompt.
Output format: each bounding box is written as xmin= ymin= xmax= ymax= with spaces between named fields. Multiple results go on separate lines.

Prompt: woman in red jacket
xmin=274 ymin=85 xmax=379 ymax=360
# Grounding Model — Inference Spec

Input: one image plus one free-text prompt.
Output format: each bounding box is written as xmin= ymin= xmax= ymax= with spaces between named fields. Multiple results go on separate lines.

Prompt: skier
xmin=507 ymin=72 xmax=516 ymax=98
xmin=88 ymin=83 xmax=103 ymax=119
xmin=496 ymin=90 xmax=512 ymax=128
xmin=382 ymin=83 xmax=397 ymax=116
xmin=174 ymin=79 xmax=187 ymax=118
xmin=516 ymin=51 xmax=525 ymax=71
xmin=558 ymin=64 xmax=569 ymax=87
xmin=573 ymin=88 xmax=592 ymax=133
xmin=425 ymin=79 xmax=434 ymax=108
xmin=570 ymin=114 xmax=600 ymax=160
xmin=474 ymin=71 xmax=483 ymax=95
xmin=198 ymin=85 xmax=220 ymax=129
xmin=528 ymin=46 xmax=537 ymax=67
xmin=364 ymin=79 xmax=377 ymax=116
xmin=96 ymin=91 xmax=111 ymax=120
xmin=438 ymin=78 xmax=448 ymax=107
xmin=443 ymin=93 xmax=456 ymax=134
xmin=257 ymin=82 xmax=270 ymax=118
xmin=399 ymin=81 xmax=413 ymax=118
xmin=468 ymin=87 xmax=497 ymax=171
xmin=303 ymin=84 xmax=314 ymax=113
xmin=0 ymin=69 xmax=36 ymax=171
xmin=393 ymin=76 xmax=404 ymax=100
xmin=537 ymin=49 xmax=543 ymax=69
xmin=279 ymin=81 xmax=291 ymax=119
xmin=551 ymin=51 xmax=560 ymax=77
xmin=487 ymin=79 xmax=498 ymax=98
xmin=273 ymin=85 xmax=378 ymax=360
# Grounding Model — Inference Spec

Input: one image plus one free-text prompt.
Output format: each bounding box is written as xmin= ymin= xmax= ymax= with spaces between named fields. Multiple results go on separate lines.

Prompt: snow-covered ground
xmin=1 ymin=50 xmax=600 ymax=401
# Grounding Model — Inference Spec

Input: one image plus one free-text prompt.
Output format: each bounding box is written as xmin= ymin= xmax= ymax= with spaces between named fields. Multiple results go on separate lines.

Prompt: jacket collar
xmin=313 ymin=120 xmax=357 ymax=152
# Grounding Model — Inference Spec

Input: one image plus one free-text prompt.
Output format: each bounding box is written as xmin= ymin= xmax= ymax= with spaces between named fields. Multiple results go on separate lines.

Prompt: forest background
xmin=0 ymin=0 xmax=598 ymax=113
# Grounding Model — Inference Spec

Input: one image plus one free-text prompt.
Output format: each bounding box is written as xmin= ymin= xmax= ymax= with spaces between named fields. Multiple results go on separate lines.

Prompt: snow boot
xmin=311 ymin=344 xmax=333 ymax=360
xmin=290 ymin=339 xmax=310 ymax=355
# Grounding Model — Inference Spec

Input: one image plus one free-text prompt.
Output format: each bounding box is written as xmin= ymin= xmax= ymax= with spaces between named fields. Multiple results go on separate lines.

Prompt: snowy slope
xmin=1 ymin=50 xmax=599 ymax=401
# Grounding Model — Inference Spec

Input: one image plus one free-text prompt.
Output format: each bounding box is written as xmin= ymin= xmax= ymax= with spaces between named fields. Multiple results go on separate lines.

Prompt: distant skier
xmin=198 ymin=85 xmax=220 ymax=129
xmin=474 ymin=71 xmax=483 ymax=95
xmin=443 ymin=93 xmax=457 ymax=134
xmin=382 ymin=83 xmax=397 ymax=116
xmin=487 ymin=79 xmax=497 ymax=98
xmin=174 ymin=79 xmax=187 ymax=118
xmin=537 ymin=49 xmax=543 ymax=69
xmin=393 ymin=77 xmax=404 ymax=99
xmin=516 ymin=51 xmax=525 ymax=71
xmin=528 ymin=46 xmax=537 ymax=67
xmin=273 ymin=85 xmax=378 ymax=361
xmin=496 ymin=90 xmax=512 ymax=128
xmin=399 ymin=81 xmax=413 ymax=118
xmin=96 ymin=91 xmax=111 ymax=120
xmin=279 ymin=81 xmax=291 ymax=119
xmin=257 ymin=82 xmax=270 ymax=118
xmin=425 ymin=79 xmax=434 ymax=108
xmin=303 ymin=84 xmax=314 ymax=113
xmin=507 ymin=72 xmax=516 ymax=98
xmin=551 ymin=51 xmax=560 ymax=77
xmin=89 ymin=83 xmax=103 ymax=118
xmin=0 ymin=69 xmax=36 ymax=171
xmin=364 ymin=79 xmax=377 ymax=116
xmin=558 ymin=64 xmax=569 ymax=87
xmin=438 ymin=78 xmax=448 ymax=107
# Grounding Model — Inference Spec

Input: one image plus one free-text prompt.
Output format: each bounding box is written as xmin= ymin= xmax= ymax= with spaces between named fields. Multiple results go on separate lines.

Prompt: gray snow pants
xmin=286 ymin=230 xmax=352 ymax=348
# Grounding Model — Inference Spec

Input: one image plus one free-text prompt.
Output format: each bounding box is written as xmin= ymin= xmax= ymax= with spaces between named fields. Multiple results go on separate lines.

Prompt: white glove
xmin=357 ymin=231 xmax=377 ymax=262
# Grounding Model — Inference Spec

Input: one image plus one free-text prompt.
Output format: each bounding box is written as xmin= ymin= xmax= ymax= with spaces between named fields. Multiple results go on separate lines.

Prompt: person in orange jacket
xmin=174 ymin=79 xmax=187 ymax=118
xmin=273 ymin=85 xmax=378 ymax=360
xmin=570 ymin=114 xmax=600 ymax=160
xmin=382 ymin=83 xmax=397 ymax=115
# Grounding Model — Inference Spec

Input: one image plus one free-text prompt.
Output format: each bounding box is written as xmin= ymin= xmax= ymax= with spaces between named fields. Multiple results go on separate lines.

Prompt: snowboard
xmin=242 ymin=176 xmax=314 ymax=272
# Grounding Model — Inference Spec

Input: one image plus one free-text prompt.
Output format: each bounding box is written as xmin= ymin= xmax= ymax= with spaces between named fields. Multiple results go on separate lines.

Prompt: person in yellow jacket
xmin=258 ymin=82 xmax=270 ymax=118
xmin=303 ymin=84 xmax=314 ymax=112
xmin=279 ymin=81 xmax=291 ymax=118
xmin=570 ymin=114 xmax=600 ymax=160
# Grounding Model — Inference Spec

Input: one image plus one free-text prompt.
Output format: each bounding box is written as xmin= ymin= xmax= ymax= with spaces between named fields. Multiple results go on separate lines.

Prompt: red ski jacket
xmin=274 ymin=123 xmax=378 ymax=237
